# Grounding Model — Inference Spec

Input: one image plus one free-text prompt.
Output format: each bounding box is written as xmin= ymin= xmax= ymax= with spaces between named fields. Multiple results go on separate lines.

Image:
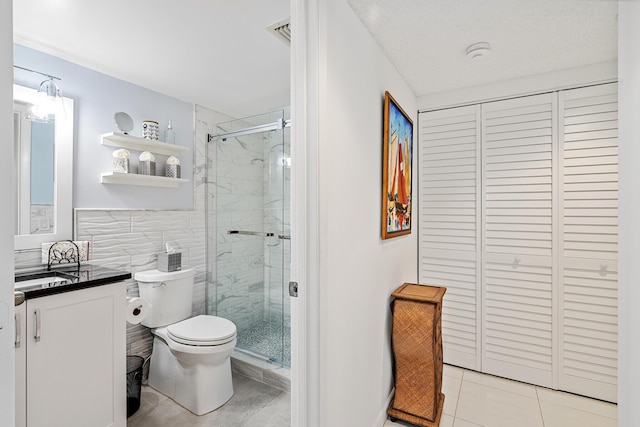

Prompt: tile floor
xmin=127 ymin=373 xmax=290 ymax=427
xmin=384 ymin=364 xmax=617 ymax=427
xmin=127 ymin=364 xmax=616 ymax=427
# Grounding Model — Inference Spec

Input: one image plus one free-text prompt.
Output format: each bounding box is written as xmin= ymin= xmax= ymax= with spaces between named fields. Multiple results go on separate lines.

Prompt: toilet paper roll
xmin=126 ymin=297 xmax=150 ymax=325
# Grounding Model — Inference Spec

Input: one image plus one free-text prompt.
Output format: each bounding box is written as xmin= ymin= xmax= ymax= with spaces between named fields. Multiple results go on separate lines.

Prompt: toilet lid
xmin=167 ymin=315 xmax=237 ymax=346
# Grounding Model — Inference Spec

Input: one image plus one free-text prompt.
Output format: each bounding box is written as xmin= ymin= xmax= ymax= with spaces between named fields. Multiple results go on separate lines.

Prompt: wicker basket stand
xmin=388 ymin=283 xmax=446 ymax=426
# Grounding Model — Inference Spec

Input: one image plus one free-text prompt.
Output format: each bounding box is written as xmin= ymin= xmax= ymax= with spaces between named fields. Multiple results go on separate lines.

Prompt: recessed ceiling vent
xmin=267 ymin=17 xmax=291 ymax=46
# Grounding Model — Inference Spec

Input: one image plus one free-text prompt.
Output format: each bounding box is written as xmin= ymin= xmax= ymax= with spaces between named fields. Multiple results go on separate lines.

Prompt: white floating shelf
xmin=101 ymin=172 xmax=189 ymax=188
xmin=101 ymin=132 xmax=189 ymax=156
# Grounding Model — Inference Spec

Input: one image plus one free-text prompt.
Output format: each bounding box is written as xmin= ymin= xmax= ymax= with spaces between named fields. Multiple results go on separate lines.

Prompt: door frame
xmin=0 ymin=2 xmax=15 ymax=425
xmin=290 ymin=0 xmax=321 ymax=425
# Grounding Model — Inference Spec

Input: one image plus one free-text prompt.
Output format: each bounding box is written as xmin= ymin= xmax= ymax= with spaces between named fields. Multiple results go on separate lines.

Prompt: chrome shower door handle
xmin=34 ymin=309 xmax=41 ymax=342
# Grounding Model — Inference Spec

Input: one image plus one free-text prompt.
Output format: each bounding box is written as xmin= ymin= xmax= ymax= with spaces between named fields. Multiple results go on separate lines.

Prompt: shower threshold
xmin=231 ymin=349 xmax=291 ymax=393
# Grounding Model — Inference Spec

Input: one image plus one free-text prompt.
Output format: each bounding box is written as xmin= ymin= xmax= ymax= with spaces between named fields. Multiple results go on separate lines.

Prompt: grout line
xmin=536 ymin=386 xmax=547 ymax=427
xmin=453 ymin=414 xmax=485 ymax=427
xmin=458 ymin=369 xmax=540 ymax=399
xmin=452 ymin=369 xmax=464 ymax=419
xmin=534 ymin=386 xmax=618 ymax=421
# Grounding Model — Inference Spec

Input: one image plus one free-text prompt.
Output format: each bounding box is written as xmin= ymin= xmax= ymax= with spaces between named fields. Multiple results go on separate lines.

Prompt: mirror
xmin=13 ymin=84 xmax=73 ymax=250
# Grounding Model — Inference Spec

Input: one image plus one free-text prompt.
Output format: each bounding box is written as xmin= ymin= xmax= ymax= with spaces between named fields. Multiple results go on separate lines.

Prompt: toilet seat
xmin=167 ymin=315 xmax=237 ymax=346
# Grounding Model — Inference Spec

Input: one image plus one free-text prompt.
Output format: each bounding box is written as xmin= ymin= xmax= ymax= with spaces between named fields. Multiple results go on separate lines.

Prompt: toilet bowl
xmin=135 ymin=269 xmax=237 ymax=415
xmin=148 ymin=315 xmax=237 ymax=415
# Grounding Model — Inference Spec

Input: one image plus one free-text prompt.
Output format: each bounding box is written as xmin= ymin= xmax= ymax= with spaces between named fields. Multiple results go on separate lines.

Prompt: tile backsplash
xmin=75 ymin=208 xmax=207 ymax=364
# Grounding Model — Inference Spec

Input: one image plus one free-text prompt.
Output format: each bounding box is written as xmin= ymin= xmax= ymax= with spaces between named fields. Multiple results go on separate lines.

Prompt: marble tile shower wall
xmin=264 ymin=126 xmax=291 ymax=327
xmin=198 ymin=104 xmax=226 ymax=317
xmin=214 ymin=129 xmax=268 ymax=332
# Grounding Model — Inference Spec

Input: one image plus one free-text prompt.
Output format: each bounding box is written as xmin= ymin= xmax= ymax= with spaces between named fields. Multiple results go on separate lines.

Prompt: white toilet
xmin=135 ymin=268 xmax=237 ymax=415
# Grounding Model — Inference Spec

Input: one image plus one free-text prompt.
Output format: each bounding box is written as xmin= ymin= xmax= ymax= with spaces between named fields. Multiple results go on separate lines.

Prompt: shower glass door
xmin=208 ymin=109 xmax=290 ymax=366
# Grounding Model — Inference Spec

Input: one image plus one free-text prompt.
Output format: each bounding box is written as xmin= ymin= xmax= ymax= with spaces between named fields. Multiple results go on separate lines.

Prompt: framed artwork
xmin=382 ymin=91 xmax=413 ymax=240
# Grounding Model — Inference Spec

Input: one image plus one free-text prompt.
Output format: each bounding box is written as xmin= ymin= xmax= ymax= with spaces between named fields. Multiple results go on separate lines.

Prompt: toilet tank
xmin=135 ymin=268 xmax=195 ymax=328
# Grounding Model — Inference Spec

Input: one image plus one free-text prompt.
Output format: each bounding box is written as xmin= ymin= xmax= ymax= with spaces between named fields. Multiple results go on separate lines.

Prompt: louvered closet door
xmin=559 ymin=83 xmax=618 ymax=402
xmin=481 ymin=93 xmax=556 ymax=388
xmin=418 ymin=105 xmax=481 ymax=370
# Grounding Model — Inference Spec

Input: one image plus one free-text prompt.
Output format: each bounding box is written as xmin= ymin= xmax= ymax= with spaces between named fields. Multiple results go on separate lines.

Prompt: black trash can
xmin=127 ymin=355 xmax=144 ymax=417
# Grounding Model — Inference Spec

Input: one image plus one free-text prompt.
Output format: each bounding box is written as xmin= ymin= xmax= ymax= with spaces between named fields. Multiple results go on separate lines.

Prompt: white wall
xmin=617 ymin=2 xmax=640 ymax=426
xmin=313 ymin=0 xmax=418 ymax=425
xmin=417 ymin=61 xmax=616 ymax=112
xmin=0 ymin=2 xmax=15 ymax=426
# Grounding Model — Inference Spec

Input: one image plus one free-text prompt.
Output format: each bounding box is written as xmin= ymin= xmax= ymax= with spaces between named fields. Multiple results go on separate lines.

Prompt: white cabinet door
xmin=26 ymin=283 xmax=126 ymax=427
xmin=418 ymin=105 xmax=482 ymax=370
xmin=15 ymin=301 xmax=26 ymax=427
xmin=559 ymin=83 xmax=618 ymax=402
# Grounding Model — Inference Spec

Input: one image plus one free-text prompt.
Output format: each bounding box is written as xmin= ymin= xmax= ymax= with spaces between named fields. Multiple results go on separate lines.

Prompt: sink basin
xmin=15 ymin=271 xmax=77 ymax=290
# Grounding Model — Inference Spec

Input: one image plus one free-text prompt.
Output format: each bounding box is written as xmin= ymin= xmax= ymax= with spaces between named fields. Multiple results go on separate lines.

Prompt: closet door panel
xmin=419 ymin=105 xmax=481 ymax=370
xmin=560 ymin=258 xmax=617 ymax=401
xmin=559 ymin=83 xmax=618 ymax=402
xmin=483 ymin=252 xmax=554 ymax=386
xmin=481 ymin=93 xmax=556 ymax=388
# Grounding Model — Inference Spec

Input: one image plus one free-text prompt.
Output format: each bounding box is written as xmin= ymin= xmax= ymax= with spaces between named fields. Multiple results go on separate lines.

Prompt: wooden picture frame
xmin=382 ymin=91 xmax=413 ymax=240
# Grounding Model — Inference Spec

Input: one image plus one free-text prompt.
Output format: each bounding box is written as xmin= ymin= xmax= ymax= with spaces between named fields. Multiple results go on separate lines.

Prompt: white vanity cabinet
xmin=19 ymin=283 xmax=127 ymax=427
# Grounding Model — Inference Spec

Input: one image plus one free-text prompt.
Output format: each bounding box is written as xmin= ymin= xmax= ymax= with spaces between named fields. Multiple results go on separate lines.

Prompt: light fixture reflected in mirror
xmin=13 ymin=65 xmax=66 ymax=122
xmin=34 ymin=77 xmax=65 ymax=121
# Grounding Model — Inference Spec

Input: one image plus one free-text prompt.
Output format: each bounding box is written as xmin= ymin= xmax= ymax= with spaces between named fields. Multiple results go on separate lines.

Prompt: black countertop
xmin=15 ymin=264 xmax=131 ymax=300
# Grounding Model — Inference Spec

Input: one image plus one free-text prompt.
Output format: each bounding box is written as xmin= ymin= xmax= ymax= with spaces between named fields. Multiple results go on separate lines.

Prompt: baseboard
xmin=374 ymin=387 xmax=395 ymax=427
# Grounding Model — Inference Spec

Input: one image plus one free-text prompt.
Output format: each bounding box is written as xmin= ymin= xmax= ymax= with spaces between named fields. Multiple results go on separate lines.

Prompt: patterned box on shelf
xmin=42 ymin=241 xmax=90 ymax=265
xmin=113 ymin=158 xmax=129 ymax=173
xmin=138 ymin=160 xmax=156 ymax=176
xmin=165 ymin=164 xmax=181 ymax=178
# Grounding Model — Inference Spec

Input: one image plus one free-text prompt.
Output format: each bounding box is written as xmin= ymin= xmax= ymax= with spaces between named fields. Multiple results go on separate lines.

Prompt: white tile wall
xmin=73 ymin=208 xmax=207 ymax=363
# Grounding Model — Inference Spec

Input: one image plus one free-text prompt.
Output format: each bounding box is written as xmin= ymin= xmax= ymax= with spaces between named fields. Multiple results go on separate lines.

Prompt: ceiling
xmin=13 ymin=0 xmax=292 ymax=119
xmin=347 ymin=0 xmax=618 ymax=98
xmin=13 ymin=0 xmax=618 ymax=119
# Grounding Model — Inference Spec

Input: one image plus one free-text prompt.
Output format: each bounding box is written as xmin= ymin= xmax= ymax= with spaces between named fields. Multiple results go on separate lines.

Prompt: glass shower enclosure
xmin=207 ymin=109 xmax=291 ymax=366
